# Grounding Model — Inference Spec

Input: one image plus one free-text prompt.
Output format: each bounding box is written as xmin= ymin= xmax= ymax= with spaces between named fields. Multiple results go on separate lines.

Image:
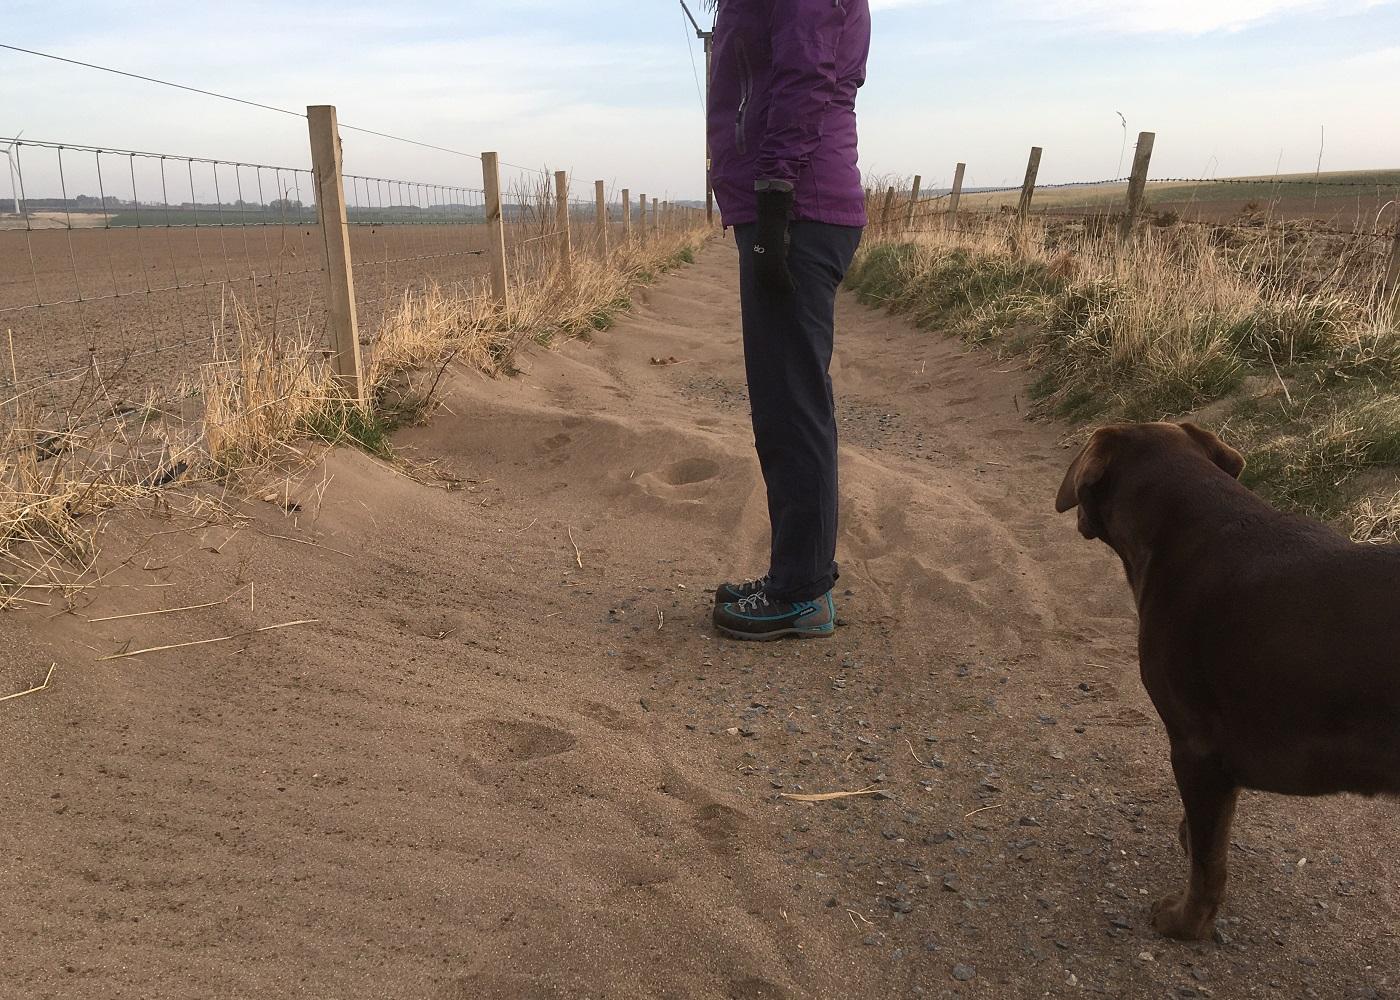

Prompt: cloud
xmin=1013 ymin=0 xmax=1392 ymax=34
xmin=1341 ymin=44 xmax=1400 ymax=69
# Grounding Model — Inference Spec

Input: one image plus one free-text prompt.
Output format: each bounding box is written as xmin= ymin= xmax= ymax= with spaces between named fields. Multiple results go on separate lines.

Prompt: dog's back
xmin=1179 ymin=532 xmax=1400 ymax=799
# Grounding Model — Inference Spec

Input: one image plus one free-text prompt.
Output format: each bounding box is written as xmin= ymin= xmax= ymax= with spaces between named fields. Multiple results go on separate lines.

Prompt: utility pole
xmin=680 ymin=0 xmax=714 ymax=225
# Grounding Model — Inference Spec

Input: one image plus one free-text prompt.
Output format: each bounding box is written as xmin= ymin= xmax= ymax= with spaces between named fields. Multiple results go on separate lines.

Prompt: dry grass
xmin=1 ymin=349 xmax=206 ymax=594
xmin=847 ymin=197 xmax=1400 ymax=535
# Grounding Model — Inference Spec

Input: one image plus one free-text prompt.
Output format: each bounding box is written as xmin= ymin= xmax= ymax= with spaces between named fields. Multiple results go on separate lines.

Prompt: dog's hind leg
xmin=1152 ymin=748 xmax=1238 ymax=941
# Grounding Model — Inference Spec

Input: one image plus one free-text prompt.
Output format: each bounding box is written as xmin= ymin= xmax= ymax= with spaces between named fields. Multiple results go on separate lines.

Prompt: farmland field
xmin=945 ymin=169 xmax=1400 ymax=227
xmin=0 ymin=220 xmax=612 ymax=413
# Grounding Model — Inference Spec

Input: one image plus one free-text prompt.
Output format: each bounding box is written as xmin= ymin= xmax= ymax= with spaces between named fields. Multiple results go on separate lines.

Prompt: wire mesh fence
xmin=1 ymin=138 xmax=330 ymax=416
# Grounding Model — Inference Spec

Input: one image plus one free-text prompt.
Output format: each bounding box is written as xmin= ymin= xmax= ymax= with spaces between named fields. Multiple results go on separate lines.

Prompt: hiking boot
xmin=713 ymin=590 xmax=836 ymax=641
xmin=714 ymin=574 xmax=769 ymax=606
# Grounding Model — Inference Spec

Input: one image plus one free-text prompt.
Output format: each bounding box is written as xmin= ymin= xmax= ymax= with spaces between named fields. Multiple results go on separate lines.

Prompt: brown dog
xmin=1056 ymin=421 xmax=1400 ymax=940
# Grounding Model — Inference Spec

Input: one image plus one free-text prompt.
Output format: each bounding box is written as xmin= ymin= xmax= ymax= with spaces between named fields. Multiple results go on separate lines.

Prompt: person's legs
xmin=733 ymin=221 xmax=862 ymax=603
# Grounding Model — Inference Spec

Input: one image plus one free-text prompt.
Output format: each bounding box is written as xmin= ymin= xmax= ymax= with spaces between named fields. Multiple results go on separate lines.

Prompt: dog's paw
xmin=1150 ymin=891 xmax=1215 ymax=941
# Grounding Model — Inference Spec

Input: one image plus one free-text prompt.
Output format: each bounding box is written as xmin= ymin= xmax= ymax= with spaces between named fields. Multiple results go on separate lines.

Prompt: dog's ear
xmin=1178 ymin=422 xmax=1245 ymax=479
xmin=1056 ymin=429 xmax=1116 ymax=539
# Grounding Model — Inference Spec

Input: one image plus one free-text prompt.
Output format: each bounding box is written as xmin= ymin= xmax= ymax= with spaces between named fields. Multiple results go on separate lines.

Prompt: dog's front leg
xmin=1152 ymin=746 xmax=1238 ymax=941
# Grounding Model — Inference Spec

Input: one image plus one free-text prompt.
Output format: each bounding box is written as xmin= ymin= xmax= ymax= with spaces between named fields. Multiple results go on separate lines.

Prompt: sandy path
xmin=2 ymin=238 xmax=1396 ymax=999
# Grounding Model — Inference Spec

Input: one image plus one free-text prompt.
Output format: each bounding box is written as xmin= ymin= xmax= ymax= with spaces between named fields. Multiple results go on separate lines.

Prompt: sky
xmin=3 ymin=0 xmax=1399 ymax=202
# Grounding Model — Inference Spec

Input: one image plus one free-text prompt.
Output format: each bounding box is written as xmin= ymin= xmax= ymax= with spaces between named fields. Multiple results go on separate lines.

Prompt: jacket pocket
xmin=735 ymin=38 xmax=753 ymax=156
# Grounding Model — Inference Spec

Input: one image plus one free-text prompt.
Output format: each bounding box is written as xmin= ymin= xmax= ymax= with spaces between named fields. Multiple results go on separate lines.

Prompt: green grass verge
xmin=845 ymin=236 xmax=1400 ymax=534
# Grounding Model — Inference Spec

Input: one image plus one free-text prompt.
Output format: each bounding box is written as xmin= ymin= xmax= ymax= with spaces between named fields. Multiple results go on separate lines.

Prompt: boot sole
xmin=716 ymin=622 xmax=835 ymax=642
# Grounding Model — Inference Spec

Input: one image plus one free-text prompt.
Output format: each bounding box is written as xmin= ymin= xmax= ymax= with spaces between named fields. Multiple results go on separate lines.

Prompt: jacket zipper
xmin=735 ymin=38 xmax=752 ymax=156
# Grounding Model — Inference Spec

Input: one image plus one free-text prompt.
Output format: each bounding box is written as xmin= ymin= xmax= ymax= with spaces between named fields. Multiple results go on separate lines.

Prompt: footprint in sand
xmin=728 ymin=977 xmax=791 ymax=1000
xmin=461 ymin=719 xmax=576 ymax=782
xmin=693 ymin=802 xmax=746 ymax=856
xmin=662 ymin=457 xmax=721 ymax=486
xmin=660 ymin=774 xmax=750 ymax=856
xmin=577 ymin=700 xmax=635 ymax=733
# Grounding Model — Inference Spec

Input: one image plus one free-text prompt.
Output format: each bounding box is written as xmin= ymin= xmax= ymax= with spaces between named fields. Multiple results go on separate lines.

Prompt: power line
xmin=0 ymin=42 xmax=546 ymax=175
xmin=0 ymin=43 xmax=304 ymax=119
xmin=680 ymin=8 xmax=706 ymax=114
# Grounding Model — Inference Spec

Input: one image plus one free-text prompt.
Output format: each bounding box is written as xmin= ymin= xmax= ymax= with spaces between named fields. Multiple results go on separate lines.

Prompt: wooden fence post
xmin=905 ymin=174 xmax=922 ymax=229
xmin=881 ymin=186 xmax=896 ymax=232
xmin=306 ymin=104 xmax=364 ymax=405
xmin=594 ymin=179 xmax=608 ymax=255
xmin=554 ymin=170 xmax=573 ymax=286
xmin=480 ymin=151 xmax=510 ymax=312
xmin=639 ymin=194 xmax=648 ymax=244
xmin=1018 ymin=147 xmax=1042 ymax=219
xmin=948 ymin=162 xmax=966 ymax=223
xmin=621 ymin=188 xmax=632 ymax=244
xmin=1119 ymin=131 xmax=1156 ymax=243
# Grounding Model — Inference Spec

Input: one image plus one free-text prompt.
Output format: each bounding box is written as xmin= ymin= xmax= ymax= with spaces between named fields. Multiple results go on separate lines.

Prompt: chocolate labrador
xmin=1056 ymin=421 xmax=1400 ymax=940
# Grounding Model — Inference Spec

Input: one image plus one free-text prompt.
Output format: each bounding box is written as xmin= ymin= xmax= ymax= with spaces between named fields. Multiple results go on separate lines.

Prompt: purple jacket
xmin=707 ymin=0 xmax=871 ymax=229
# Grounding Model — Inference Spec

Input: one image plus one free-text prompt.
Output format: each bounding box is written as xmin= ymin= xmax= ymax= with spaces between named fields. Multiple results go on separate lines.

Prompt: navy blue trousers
xmin=734 ymin=221 xmax=863 ymax=603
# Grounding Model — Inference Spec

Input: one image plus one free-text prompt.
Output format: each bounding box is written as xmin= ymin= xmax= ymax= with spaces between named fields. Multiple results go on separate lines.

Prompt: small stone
xmin=862 ymin=933 xmax=880 ymax=947
xmin=942 ymin=873 xmax=961 ymax=892
xmin=951 ymin=964 xmax=976 ymax=982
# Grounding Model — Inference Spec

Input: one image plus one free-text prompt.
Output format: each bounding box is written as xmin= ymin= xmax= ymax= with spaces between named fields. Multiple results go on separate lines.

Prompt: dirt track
xmin=2 ymin=239 xmax=1396 ymax=999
